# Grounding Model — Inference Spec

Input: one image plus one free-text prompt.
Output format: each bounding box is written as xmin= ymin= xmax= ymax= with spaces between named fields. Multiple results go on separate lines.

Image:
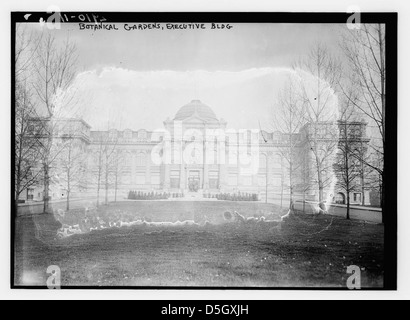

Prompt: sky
xmin=26 ymin=22 xmax=344 ymax=131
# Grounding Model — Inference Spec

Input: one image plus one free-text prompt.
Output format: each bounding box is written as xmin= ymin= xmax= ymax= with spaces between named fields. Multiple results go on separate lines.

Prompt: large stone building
xmin=20 ymin=100 xmax=374 ymax=206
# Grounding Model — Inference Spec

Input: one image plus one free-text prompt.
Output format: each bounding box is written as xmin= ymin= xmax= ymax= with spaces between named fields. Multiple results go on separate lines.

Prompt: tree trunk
xmin=15 ymin=152 xmax=22 ymax=217
xmin=15 ymin=181 xmax=21 ymax=218
xmin=97 ymin=167 xmax=101 ymax=207
xmin=315 ymin=152 xmax=324 ymax=203
xmin=15 ymin=198 xmax=20 ymax=218
xmin=361 ymin=169 xmax=366 ymax=206
xmin=289 ymin=159 xmax=293 ymax=210
xmin=289 ymin=187 xmax=294 ymax=211
xmin=114 ymin=173 xmax=118 ymax=202
xmin=318 ymin=183 xmax=324 ymax=203
xmin=105 ymin=170 xmax=109 ymax=205
xmin=381 ymin=171 xmax=385 ymax=223
xmin=66 ymin=191 xmax=70 ymax=211
xmin=43 ymin=163 xmax=50 ymax=213
xmin=346 ymin=192 xmax=350 ymax=220
xmin=280 ymin=177 xmax=284 ymax=208
xmin=96 ymin=185 xmax=100 ymax=207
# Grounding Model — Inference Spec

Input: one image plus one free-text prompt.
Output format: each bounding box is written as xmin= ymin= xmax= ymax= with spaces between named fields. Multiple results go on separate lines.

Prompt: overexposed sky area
xmin=24 ymin=22 xmax=345 ymax=131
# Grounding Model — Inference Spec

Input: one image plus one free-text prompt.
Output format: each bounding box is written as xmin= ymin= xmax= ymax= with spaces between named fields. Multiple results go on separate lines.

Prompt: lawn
xmin=14 ymin=201 xmax=384 ymax=288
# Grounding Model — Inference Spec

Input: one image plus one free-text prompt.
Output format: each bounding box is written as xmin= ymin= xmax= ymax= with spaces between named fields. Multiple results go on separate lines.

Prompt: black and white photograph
xmin=11 ymin=11 xmax=397 ymax=291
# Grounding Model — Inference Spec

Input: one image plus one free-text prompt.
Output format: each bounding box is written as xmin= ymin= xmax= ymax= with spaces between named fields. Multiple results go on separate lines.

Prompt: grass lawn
xmin=14 ymin=201 xmax=384 ymax=288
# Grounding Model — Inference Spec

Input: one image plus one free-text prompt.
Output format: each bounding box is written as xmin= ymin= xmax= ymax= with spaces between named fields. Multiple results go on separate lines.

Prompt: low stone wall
xmin=16 ymin=198 xmax=99 ymax=216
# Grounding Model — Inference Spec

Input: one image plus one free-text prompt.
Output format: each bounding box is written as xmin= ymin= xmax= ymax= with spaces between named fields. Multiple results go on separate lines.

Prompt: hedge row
xmin=128 ymin=191 xmax=185 ymax=200
xmin=128 ymin=191 xmax=259 ymax=201
xmin=128 ymin=191 xmax=168 ymax=200
xmin=209 ymin=193 xmax=259 ymax=201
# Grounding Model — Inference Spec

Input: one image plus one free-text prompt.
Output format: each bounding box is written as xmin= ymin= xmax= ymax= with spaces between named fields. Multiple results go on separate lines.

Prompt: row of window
xmin=120 ymin=171 xmax=283 ymax=188
xmin=108 ymin=129 xmax=149 ymax=140
xmin=228 ymin=175 xmax=282 ymax=187
xmin=91 ymin=152 xmax=283 ymax=168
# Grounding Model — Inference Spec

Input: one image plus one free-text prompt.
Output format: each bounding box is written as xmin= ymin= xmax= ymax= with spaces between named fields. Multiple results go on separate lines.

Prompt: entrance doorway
xmin=188 ymin=170 xmax=200 ymax=192
xmin=335 ymin=192 xmax=346 ymax=204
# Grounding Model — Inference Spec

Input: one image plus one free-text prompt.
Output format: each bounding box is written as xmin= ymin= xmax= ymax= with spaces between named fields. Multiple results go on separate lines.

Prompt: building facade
xmin=20 ymin=100 xmax=374 ymax=206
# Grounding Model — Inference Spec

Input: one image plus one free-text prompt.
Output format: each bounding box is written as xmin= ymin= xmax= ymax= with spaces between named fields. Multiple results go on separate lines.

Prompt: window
xmin=138 ymin=130 xmax=147 ymax=140
xmin=272 ymin=154 xmax=282 ymax=169
xmin=272 ymin=175 xmax=282 ymax=187
xmin=170 ymin=171 xmax=180 ymax=189
xmin=136 ymin=152 xmax=146 ymax=166
xmin=122 ymin=171 xmax=131 ymax=184
xmin=136 ymin=172 xmax=145 ymax=185
xmin=242 ymin=175 xmax=252 ymax=186
xmin=258 ymin=175 xmax=267 ymax=187
xmin=272 ymin=132 xmax=281 ymax=143
xmin=259 ymin=154 xmax=267 ymax=171
xmin=151 ymin=172 xmax=160 ymax=185
xmin=123 ymin=153 xmax=131 ymax=167
xmin=27 ymin=188 xmax=34 ymax=201
xmin=109 ymin=129 xmax=117 ymax=140
xmin=124 ymin=129 xmax=132 ymax=140
xmin=209 ymin=171 xmax=219 ymax=189
xmin=228 ymin=174 xmax=238 ymax=186
xmin=228 ymin=150 xmax=238 ymax=167
xmin=354 ymin=193 xmax=362 ymax=202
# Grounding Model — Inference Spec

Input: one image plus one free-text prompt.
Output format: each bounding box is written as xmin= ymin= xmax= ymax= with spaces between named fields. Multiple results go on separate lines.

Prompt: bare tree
xmin=111 ymin=150 xmax=124 ymax=202
xmin=91 ymin=130 xmax=120 ymax=206
xmin=15 ymin=25 xmax=40 ymax=83
xmin=272 ymin=76 xmax=305 ymax=210
xmin=333 ymin=98 xmax=363 ymax=219
xmin=340 ymin=24 xmax=386 ymax=218
xmin=293 ymin=43 xmax=341 ymax=203
xmin=14 ymin=26 xmax=42 ymax=214
xmin=14 ymin=81 xmax=43 ymax=212
xmin=103 ymin=137 xmax=118 ymax=205
xmin=31 ymin=32 xmax=78 ymax=213
xmin=94 ymin=137 xmax=105 ymax=207
xmin=54 ymin=131 xmax=88 ymax=211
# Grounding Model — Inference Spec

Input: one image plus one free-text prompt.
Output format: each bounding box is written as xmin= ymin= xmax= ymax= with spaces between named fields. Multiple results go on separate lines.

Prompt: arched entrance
xmin=335 ymin=192 xmax=346 ymax=204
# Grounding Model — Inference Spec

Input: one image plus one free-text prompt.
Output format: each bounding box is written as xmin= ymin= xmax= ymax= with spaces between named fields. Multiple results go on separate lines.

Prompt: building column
xmin=180 ymin=164 xmax=186 ymax=190
xmin=178 ymin=142 xmax=185 ymax=190
xmin=131 ymin=151 xmax=136 ymax=185
xmin=252 ymin=152 xmax=259 ymax=191
xmin=145 ymin=151 xmax=151 ymax=188
xmin=203 ymin=140 xmax=209 ymax=190
xmin=219 ymin=163 xmax=226 ymax=192
xmin=163 ymin=138 xmax=171 ymax=190
xmin=266 ymin=152 xmax=273 ymax=201
xmin=364 ymin=190 xmax=371 ymax=206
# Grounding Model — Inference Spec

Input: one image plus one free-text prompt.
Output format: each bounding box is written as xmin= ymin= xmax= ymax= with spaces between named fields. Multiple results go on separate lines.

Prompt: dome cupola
xmin=174 ymin=100 xmax=218 ymax=121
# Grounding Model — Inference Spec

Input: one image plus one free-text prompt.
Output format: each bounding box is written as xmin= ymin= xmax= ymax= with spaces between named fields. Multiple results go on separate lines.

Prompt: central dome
xmin=174 ymin=100 xmax=218 ymax=121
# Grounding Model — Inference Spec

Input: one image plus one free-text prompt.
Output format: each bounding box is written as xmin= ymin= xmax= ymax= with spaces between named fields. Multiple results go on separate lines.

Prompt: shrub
xmin=223 ymin=211 xmax=233 ymax=220
xmin=213 ymin=192 xmax=260 ymax=201
xmin=128 ymin=191 xmax=171 ymax=200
